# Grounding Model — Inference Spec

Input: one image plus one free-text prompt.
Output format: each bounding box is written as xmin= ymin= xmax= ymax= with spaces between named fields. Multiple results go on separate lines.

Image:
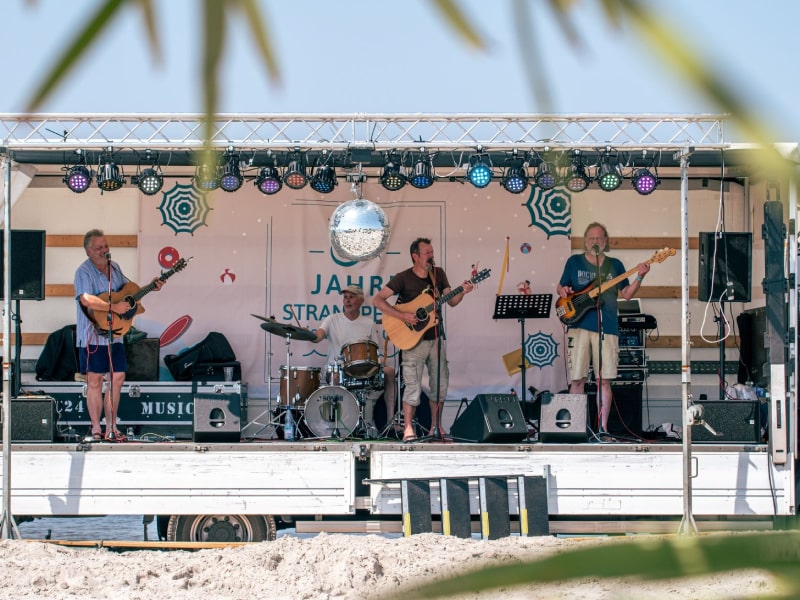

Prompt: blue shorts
xmin=79 ymin=343 xmax=128 ymax=374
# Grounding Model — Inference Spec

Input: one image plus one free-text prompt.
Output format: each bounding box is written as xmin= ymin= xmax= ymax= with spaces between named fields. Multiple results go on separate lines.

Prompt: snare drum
xmin=341 ymin=368 xmax=385 ymax=391
xmin=340 ymin=340 xmax=379 ymax=378
xmin=278 ymin=366 xmax=321 ymax=408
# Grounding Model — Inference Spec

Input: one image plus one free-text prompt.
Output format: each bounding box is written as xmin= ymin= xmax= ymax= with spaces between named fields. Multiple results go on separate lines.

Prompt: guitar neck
xmin=130 ymin=266 xmax=180 ymax=302
xmin=589 ymin=262 xmax=649 ymax=299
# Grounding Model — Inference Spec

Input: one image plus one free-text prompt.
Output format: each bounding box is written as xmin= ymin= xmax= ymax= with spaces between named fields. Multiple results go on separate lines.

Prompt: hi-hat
xmin=252 ymin=314 xmax=315 ymax=341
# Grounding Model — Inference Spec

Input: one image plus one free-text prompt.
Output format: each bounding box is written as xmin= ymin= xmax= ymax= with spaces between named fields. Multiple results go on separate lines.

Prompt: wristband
xmin=636 ymin=275 xmax=644 ymax=282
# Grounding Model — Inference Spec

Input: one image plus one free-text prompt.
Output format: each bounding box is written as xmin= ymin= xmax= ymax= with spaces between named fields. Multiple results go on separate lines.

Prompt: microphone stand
xmin=429 ymin=262 xmax=443 ymax=440
xmin=105 ymin=253 xmax=116 ymax=441
xmin=592 ymin=246 xmax=605 ymax=435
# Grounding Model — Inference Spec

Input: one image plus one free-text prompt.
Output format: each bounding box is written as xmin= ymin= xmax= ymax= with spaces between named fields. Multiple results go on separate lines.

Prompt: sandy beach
xmin=0 ymin=533 xmax=779 ymax=599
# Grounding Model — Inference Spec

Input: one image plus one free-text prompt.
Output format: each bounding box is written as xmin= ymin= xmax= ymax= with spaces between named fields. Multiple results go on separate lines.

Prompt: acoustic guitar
xmin=88 ymin=257 xmax=190 ymax=336
xmin=383 ymin=268 xmax=491 ymax=350
xmin=555 ymin=248 xmax=674 ymax=326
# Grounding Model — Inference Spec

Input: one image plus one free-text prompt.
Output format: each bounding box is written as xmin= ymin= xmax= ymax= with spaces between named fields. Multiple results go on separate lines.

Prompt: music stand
xmin=493 ymin=294 xmax=552 ymax=402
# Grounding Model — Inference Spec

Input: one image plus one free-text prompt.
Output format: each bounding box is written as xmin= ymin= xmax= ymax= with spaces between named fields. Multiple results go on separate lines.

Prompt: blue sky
xmin=1 ymin=0 xmax=797 ymax=142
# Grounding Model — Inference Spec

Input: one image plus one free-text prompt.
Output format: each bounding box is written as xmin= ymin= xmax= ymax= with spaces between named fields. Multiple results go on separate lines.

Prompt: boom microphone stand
xmin=592 ymin=245 xmax=606 ymax=437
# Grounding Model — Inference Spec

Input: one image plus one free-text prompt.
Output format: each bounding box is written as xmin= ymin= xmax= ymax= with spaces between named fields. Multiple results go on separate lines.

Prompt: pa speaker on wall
xmin=450 ymin=394 xmax=528 ymax=443
xmin=193 ymin=394 xmax=241 ymax=443
xmin=539 ymin=393 xmax=587 ymax=443
xmin=698 ymin=231 xmax=752 ymax=303
xmin=0 ymin=230 xmax=46 ymax=301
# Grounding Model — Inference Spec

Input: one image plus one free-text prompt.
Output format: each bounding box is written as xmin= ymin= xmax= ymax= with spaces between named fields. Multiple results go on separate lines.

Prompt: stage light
xmin=565 ymin=163 xmax=591 ymax=193
xmin=409 ymin=154 xmax=434 ymax=189
xmin=500 ymin=165 xmax=529 ymax=194
xmin=194 ymin=163 xmax=219 ymax=191
xmin=380 ymin=159 xmax=406 ymax=191
xmin=134 ymin=167 xmax=163 ymax=196
xmin=632 ymin=168 xmax=659 ymax=195
xmin=534 ymin=161 xmax=558 ymax=190
xmin=310 ymin=165 xmax=337 ymax=193
xmin=466 ymin=155 xmax=492 ymax=189
xmin=64 ymin=164 xmax=93 ymax=193
xmin=219 ymin=153 xmax=243 ymax=192
xmin=97 ymin=151 xmax=124 ymax=192
xmin=283 ymin=151 xmax=308 ymax=189
xmin=596 ymin=160 xmax=623 ymax=192
xmin=255 ymin=166 xmax=282 ymax=195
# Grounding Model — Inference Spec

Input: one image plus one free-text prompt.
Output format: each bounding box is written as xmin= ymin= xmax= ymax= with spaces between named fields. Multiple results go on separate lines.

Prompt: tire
xmin=165 ymin=514 xmax=277 ymax=542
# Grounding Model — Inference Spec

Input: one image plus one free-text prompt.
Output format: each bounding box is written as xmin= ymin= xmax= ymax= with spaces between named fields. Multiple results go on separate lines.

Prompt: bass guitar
xmin=555 ymin=247 xmax=674 ymax=326
xmin=383 ymin=268 xmax=491 ymax=350
xmin=88 ymin=257 xmax=191 ymax=336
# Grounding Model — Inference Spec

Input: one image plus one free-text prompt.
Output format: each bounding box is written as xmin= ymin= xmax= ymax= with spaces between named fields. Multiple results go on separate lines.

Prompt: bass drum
xmin=303 ymin=386 xmax=359 ymax=438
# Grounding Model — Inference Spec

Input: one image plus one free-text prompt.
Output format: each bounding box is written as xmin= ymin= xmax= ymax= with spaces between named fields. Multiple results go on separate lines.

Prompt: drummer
xmin=312 ymin=284 xmax=397 ymax=436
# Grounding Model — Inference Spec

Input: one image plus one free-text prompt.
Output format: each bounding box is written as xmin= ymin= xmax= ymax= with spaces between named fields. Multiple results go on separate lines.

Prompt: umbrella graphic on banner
xmin=158 ymin=183 xmax=211 ymax=235
xmin=525 ymin=187 xmax=571 ymax=238
xmin=523 ymin=331 xmax=559 ymax=368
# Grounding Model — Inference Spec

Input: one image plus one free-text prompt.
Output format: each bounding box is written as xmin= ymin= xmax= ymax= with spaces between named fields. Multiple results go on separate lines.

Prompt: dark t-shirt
xmin=387 ymin=267 xmax=451 ymax=341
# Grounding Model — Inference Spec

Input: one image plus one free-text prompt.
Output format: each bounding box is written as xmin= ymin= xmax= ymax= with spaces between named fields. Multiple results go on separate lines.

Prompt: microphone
xmin=428 ymin=258 xmax=435 ymax=270
xmin=104 ymin=252 xmax=112 ymax=260
xmin=591 ymin=244 xmax=600 ymax=255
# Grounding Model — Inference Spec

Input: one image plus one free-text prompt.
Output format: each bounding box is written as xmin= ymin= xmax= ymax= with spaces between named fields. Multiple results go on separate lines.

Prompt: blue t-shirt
xmin=74 ymin=258 xmax=129 ymax=347
xmin=558 ymin=253 xmax=629 ymax=335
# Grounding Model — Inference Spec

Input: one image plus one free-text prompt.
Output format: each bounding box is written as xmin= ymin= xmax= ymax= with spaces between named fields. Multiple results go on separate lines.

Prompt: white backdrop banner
xmin=138 ymin=180 xmax=573 ymax=400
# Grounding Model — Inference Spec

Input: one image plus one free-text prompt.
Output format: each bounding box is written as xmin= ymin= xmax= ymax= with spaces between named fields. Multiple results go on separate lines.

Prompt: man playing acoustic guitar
xmin=374 ymin=237 xmax=475 ymax=441
xmin=556 ymin=222 xmax=649 ymax=439
xmin=75 ymin=229 xmax=166 ymax=442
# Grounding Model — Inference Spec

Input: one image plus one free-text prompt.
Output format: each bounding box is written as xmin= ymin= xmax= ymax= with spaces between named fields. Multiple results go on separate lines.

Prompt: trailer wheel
xmin=165 ymin=514 xmax=277 ymax=542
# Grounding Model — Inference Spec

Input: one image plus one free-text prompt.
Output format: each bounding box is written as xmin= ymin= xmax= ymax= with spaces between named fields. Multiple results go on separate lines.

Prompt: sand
xmin=0 ymin=533 xmax=780 ymax=599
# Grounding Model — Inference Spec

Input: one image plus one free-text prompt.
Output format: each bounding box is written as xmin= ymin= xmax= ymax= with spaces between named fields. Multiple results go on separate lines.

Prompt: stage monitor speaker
xmin=0 ymin=397 xmax=56 ymax=442
xmin=692 ymin=400 xmax=761 ymax=443
xmin=193 ymin=394 xmax=241 ymax=443
xmin=539 ymin=393 xmax=587 ymax=443
xmin=698 ymin=231 xmax=752 ymax=303
xmin=450 ymin=394 xmax=528 ymax=443
xmin=0 ymin=229 xmax=46 ymax=301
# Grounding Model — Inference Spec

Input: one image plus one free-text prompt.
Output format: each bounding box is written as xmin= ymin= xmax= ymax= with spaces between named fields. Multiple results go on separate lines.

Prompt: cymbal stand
xmin=280 ymin=332 xmax=303 ymax=439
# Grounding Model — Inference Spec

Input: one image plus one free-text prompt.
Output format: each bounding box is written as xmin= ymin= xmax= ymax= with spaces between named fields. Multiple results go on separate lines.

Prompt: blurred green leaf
xmin=400 ymin=532 xmax=800 ymax=599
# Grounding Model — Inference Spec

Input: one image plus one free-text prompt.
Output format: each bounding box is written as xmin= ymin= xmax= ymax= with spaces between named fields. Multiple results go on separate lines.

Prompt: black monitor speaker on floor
xmin=450 ymin=394 xmax=528 ymax=443
xmin=698 ymin=231 xmax=752 ymax=303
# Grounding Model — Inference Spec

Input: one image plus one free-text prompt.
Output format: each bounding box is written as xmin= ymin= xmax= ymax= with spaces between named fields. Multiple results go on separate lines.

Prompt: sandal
xmin=402 ymin=433 xmax=418 ymax=442
xmin=87 ymin=428 xmax=103 ymax=441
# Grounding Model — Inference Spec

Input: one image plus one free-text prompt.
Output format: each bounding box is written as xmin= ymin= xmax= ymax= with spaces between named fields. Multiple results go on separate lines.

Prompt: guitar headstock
xmin=651 ymin=248 xmax=676 ymax=263
xmin=472 ymin=268 xmax=491 ymax=283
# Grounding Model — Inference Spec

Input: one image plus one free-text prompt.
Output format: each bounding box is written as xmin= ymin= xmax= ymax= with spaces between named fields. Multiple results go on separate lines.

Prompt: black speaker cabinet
xmin=0 ymin=230 xmax=46 ymax=301
xmin=450 ymin=394 xmax=528 ymax=443
xmin=539 ymin=393 xmax=587 ymax=443
xmin=125 ymin=338 xmax=160 ymax=381
xmin=586 ymin=383 xmax=643 ymax=436
xmin=193 ymin=394 xmax=241 ymax=442
xmin=0 ymin=397 xmax=56 ymax=442
xmin=692 ymin=400 xmax=761 ymax=443
xmin=698 ymin=231 xmax=752 ymax=303
xmin=737 ymin=307 xmax=768 ymax=386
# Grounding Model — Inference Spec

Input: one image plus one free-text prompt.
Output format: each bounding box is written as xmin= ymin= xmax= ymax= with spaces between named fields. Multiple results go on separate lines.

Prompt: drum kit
xmin=251 ymin=315 xmax=388 ymax=440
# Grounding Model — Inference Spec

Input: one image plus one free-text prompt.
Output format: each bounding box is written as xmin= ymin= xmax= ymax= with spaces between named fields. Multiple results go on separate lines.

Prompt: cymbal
xmin=255 ymin=316 xmax=316 ymax=341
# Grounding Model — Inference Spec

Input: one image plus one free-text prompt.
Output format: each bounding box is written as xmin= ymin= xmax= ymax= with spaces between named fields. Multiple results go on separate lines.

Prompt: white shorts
xmin=566 ymin=328 xmax=619 ymax=382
